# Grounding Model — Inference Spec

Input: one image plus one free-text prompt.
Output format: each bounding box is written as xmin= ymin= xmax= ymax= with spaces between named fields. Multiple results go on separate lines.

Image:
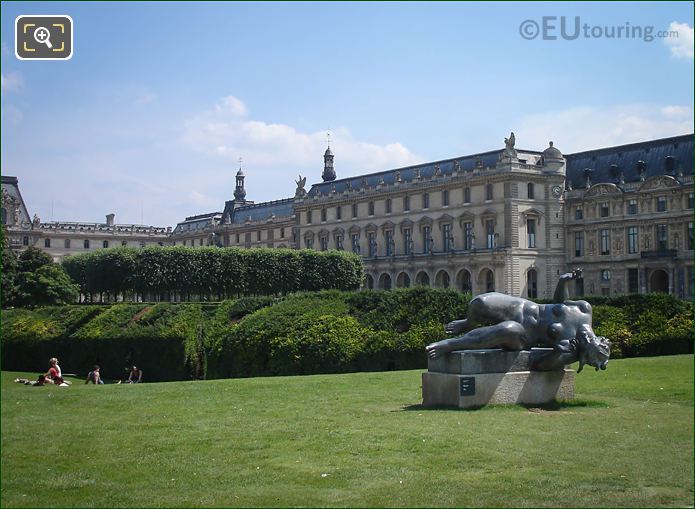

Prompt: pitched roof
xmin=565 ymin=133 xmax=693 ymax=188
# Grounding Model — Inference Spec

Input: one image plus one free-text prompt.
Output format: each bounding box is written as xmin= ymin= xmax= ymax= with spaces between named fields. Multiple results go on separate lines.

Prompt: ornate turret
xmin=322 ymin=139 xmax=336 ymax=182
xmin=234 ymin=165 xmax=247 ymax=201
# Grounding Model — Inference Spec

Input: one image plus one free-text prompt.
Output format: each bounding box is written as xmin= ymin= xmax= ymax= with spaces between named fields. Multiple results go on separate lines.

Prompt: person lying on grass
xmin=426 ymin=269 xmax=610 ymax=373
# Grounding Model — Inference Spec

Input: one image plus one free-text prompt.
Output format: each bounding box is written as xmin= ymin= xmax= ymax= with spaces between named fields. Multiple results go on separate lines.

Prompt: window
xmin=601 ymin=269 xmax=611 ymax=281
xmin=656 ymin=224 xmax=668 ymax=250
xmin=423 ymin=226 xmax=432 ymax=254
xmin=443 ymin=223 xmax=452 ymax=252
xmin=351 ymin=234 xmax=360 ymax=254
xmin=689 ymin=193 xmax=694 ymax=209
xmin=527 ymin=270 xmax=538 ymax=299
xmin=485 ymin=270 xmax=495 ymax=292
xmin=657 ymin=196 xmax=667 ymax=212
xmin=236 ymin=234 xmax=240 ymax=243
xmin=689 ymin=222 xmax=694 ymax=250
xmin=183 ymin=240 xmax=187 ymax=246
xmin=386 ymin=199 xmax=392 ymax=214
xmin=422 ymin=193 xmax=429 ymax=209
xmin=575 ymin=208 xmax=583 ymax=220
xmin=575 ymin=277 xmax=584 ymax=297
xmin=485 ymin=184 xmax=493 ymax=201
xmin=336 ymin=235 xmax=344 ymax=251
xmin=305 ymin=237 xmax=314 ymax=249
xmin=103 ymin=240 xmax=109 ymax=248
xmin=336 ymin=207 xmax=342 ymax=221
xmin=256 ymin=231 xmax=261 ymax=242
xmin=385 ymin=230 xmax=394 ymax=256
xmin=22 ymin=236 xmax=28 ymax=246
xmin=600 ymin=203 xmax=610 ymax=217
xmin=320 ymin=236 xmax=328 ymax=251
xmin=307 ymin=210 xmax=313 ymax=224
xmin=442 ymin=190 xmax=449 ymax=207
xmin=368 ymin=232 xmax=376 ymax=257
xmin=628 ymin=268 xmax=639 ymax=294
xmin=280 ymin=227 xmax=285 ymax=238
xmin=64 ymin=239 xmax=71 ymax=248
xmin=600 ymin=229 xmax=610 ymax=255
xmin=404 ymin=228 xmax=412 ymax=255
xmin=44 ymin=238 xmax=51 ymax=248
xmin=627 ymin=227 xmax=638 ymax=254
xmin=84 ymin=239 xmax=90 ymax=249
xmin=601 ymin=287 xmax=610 ymax=297
xmin=575 ymin=232 xmax=584 ymax=257
xmin=121 ymin=240 xmax=127 ymax=246
xmin=321 ymin=208 xmax=327 ymax=222
xmin=464 ymin=222 xmax=474 ymax=250
xmin=527 ymin=219 xmax=536 ymax=248
xmin=527 ymin=183 xmax=534 ymax=200
xmin=404 ymin=195 xmax=410 ymax=211
xmin=486 ymin=220 xmax=495 ymax=249
xmin=627 ymin=199 xmax=638 ymax=215
xmin=464 ymin=187 xmax=471 ymax=204
xmin=368 ymin=201 xmax=375 ymax=216
xmin=352 ymin=203 xmax=358 ymax=218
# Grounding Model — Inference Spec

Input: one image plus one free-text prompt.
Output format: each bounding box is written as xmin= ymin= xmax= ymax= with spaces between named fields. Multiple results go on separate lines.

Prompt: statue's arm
xmin=553 ymin=268 xmax=582 ymax=303
xmin=531 ymin=339 xmax=578 ymax=371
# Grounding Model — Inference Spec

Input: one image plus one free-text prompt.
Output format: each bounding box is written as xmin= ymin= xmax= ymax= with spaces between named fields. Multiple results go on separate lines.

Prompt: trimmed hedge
xmin=2 ymin=292 xmax=691 ymax=382
xmin=62 ymin=247 xmax=363 ymax=301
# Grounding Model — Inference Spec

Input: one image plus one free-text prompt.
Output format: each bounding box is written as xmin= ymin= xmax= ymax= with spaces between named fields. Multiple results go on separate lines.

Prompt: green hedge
xmin=2 ymin=292 xmax=691 ymax=382
xmin=62 ymin=247 xmax=363 ymax=301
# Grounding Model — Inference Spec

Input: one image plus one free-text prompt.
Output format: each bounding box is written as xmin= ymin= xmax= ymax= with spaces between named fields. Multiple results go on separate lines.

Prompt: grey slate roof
xmin=565 ymin=134 xmax=693 ymax=188
xmin=307 ymin=149 xmax=538 ymax=197
xmin=230 ymin=198 xmax=294 ymax=224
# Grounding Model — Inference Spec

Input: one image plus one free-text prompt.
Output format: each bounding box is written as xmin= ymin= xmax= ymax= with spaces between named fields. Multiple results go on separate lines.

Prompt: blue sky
xmin=1 ymin=1 xmax=693 ymax=226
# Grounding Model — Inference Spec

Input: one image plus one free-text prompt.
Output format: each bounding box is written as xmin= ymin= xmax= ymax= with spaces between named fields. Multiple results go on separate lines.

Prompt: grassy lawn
xmin=1 ymin=355 xmax=692 ymax=508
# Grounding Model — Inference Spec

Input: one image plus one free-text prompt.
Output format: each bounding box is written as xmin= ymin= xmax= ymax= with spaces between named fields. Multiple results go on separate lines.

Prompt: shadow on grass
xmin=399 ymin=399 xmax=608 ymax=412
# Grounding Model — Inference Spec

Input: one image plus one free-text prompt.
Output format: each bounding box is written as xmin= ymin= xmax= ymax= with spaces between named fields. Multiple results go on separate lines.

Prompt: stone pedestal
xmin=422 ymin=349 xmax=575 ymax=408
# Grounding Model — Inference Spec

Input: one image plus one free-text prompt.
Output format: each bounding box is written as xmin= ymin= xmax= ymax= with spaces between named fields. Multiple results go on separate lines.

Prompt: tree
xmin=17 ymin=247 xmax=53 ymax=273
xmin=13 ymin=263 xmax=79 ymax=306
xmin=1 ymin=227 xmax=19 ymax=308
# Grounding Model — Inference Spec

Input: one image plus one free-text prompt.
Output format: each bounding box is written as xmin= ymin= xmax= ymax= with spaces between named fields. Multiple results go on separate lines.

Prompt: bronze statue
xmin=426 ymin=269 xmax=610 ymax=373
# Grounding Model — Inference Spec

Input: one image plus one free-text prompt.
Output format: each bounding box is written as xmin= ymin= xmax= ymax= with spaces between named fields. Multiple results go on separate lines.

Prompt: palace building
xmin=3 ymin=133 xmax=693 ymax=299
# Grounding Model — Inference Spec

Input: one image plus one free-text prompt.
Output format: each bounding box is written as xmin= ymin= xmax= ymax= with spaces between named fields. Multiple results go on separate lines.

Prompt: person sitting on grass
xmin=46 ymin=358 xmax=70 ymax=386
xmin=86 ymin=365 xmax=104 ymax=385
xmin=127 ymin=366 xmax=142 ymax=384
xmin=426 ymin=269 xmax=611 ymax=373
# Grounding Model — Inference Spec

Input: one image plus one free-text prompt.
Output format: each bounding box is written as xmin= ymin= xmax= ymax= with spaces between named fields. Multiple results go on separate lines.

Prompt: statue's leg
xmin=426 ymin=321 xmax=527 ymax=359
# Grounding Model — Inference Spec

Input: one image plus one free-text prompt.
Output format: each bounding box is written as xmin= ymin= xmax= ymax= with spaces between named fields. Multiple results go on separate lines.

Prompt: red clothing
xmin=48 ymin=367 xmax=64 ymax=384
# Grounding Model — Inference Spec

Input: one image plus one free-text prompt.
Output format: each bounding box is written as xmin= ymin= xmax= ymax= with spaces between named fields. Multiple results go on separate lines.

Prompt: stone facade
xmin=3 ymin=133 xmax=692 ymax=299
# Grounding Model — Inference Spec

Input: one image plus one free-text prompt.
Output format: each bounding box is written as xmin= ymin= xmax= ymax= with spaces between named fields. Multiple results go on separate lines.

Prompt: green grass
xmin=2 ymin=355 xmax=693 ymax=507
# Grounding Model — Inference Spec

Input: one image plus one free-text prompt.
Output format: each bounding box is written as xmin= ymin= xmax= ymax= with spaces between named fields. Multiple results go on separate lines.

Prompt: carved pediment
xmin=418 ymin=216 xmax=433 ymax=226
xmin=348 ymin=225 xmax=361 ymax=235
xmin=381 ymin=220 xmax=395 ymax=231
xmin=318 ymin=229 xmax=329 ymax=237
xmin=364 ymin=222 xmax=378 ymax=232
xmin=332 ymin=226 xmax=345 ymax=236
xmin=458 ymin=211 xmax=475 ymax=224
xmin=437 ymin=213 xmax=454 ymax=224
xmin=584 ymin=183 xmax=622 ymax=198
xmin=638 ymin=175 xmax=680 ymax=192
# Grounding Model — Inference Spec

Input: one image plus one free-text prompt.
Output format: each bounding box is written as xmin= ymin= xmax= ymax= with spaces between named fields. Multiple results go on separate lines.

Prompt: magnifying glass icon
xmin=34 ymin=26 xmax=53 ymax=49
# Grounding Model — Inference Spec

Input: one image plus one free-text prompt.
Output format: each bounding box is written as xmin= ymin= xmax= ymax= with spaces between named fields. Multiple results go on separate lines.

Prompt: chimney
xmin=106 ymin=213 xmax=115 ymax=226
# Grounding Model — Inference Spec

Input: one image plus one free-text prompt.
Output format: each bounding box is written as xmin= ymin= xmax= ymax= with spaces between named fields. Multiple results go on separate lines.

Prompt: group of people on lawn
xmin=16 ymin=358 xmax=143 ymax=386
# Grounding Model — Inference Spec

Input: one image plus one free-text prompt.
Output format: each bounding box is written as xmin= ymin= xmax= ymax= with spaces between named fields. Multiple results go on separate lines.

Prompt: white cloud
xmin=514 ymin=104 xmax=694 ymax=153
xmin=215 ymin=95 xmax=248 ymax=116
xmin=1 ymin=71 xmax=23 ymax=93
xmin=664 ymin=22 xmax=694 ymax=59
xmin=184 ymin=97 xmax=420 ymax=178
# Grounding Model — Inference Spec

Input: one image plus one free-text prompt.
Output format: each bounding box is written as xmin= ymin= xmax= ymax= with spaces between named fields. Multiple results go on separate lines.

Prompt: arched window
xmin=435 ymin=270 xmax=450 ymax=288
xmin=415 ymin=271 xmax=430 ymax=287
xmin=527 ymin=269 xmax=538 ymax=299
xmin=378 ymin=273 xmax=392 ymax=290
xmin=365 ymin=274 xmax=374 ymax=290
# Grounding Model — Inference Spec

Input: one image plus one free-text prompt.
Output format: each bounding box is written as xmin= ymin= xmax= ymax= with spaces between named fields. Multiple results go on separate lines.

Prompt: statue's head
xmin=575 ymin=324 xmax=610 ymax=373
